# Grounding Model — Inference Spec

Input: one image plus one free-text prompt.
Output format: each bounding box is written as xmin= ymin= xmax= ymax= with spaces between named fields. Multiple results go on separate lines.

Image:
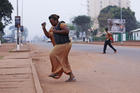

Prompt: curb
xmin=30 ymin=59 xmax=43 ymax=93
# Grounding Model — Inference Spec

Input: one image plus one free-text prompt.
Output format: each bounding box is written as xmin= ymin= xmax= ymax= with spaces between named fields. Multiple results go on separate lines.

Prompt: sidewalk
xmin=0 ymin=43 xmax=43 ymax=93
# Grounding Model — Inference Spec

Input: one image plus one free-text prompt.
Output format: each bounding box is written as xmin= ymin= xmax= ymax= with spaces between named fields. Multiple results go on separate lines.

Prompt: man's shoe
xmin=114 ymin=50 xmax=117 ymax=53
xmin=65 ymin=77 xmax=76 ymax=82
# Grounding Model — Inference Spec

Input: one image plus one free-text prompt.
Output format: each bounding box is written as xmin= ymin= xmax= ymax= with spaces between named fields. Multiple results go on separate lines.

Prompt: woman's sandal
xmin=48 ymin=74 xmax=59 ymax=79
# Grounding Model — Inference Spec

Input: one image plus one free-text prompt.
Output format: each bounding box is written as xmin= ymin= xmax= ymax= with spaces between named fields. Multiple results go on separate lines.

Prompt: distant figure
xmin=103 ymin=28 xmax=117 ymax=54
xmin=41 ymin=14 xmax=76 ymax=82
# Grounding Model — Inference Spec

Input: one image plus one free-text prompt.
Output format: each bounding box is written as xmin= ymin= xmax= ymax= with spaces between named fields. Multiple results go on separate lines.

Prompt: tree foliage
xmin=98 ymin=6 xmax=137 ymax=32
xmin=67 ymin=24 xmax=75 ymax=30
xmin=72 ymin=15 xmax=92 ymax=37
xmin=137 ymin=21 xmax=140 ymax=28
xmin=0 ymin=0 xmax=13 ymax=39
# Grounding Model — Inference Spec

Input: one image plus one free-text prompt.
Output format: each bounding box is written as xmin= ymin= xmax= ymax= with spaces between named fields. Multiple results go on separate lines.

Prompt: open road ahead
xmin=32 ymin=42 xmax=140 ymax=93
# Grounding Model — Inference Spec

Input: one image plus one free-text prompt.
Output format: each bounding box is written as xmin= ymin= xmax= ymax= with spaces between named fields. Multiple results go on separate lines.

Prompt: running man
xmin=41 ymin=14 xmax=76 ymax=82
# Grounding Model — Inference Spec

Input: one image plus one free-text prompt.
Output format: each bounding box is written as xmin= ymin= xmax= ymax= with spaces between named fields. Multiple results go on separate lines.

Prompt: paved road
xmin=32 ymin=42 xmax=140 ymax=93
xmin=72 ymin=44 xmax=140 ymax=62
xmin=37 ymin=42 xmax=140 ymax=62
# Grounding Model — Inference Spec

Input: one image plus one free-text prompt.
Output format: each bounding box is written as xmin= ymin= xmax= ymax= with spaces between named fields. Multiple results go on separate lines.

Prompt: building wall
xmin=133 ymin=31 xmax=140 ymax=40
xmin=112 ymin=33 xmax=126 ymax=42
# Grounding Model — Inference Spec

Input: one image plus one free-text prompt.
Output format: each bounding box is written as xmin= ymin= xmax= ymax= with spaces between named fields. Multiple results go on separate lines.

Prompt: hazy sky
xmin=8 ymin=0 xmax=140 ymax=40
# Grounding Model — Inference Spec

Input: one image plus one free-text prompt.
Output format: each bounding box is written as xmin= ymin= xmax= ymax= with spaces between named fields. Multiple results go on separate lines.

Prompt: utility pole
xmin=16 ymin=0 xmax=20 ymax=50
xmin=120 ymin=0 xmax=123 ymax=45
xmin=21 ymin=0 xmax=24 ymax=46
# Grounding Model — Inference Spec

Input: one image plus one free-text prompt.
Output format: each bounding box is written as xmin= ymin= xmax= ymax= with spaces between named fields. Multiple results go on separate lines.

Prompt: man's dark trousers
xmin=103 ymin=39 xmax=116 ymax=53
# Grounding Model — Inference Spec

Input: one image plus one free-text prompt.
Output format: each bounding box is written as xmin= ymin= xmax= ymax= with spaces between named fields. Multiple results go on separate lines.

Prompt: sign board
xmin=107 ymin=19 xmax=126 ymax=33
xmin=15 ymin=16 xmax=21 ymax=28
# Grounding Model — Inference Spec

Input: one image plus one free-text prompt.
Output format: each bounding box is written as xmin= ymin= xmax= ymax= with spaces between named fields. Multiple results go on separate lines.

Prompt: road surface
xmin=39 ymin=42 xmax=140 ymax=62
xmin=31 ymin=42 xmax=140 ymax=93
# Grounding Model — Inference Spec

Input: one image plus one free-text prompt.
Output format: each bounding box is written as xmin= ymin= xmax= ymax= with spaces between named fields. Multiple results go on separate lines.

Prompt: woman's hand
xmin=41 ymin=22 xmax=50 ymax=38
xmin=41 ymin=22 xmax=46 ymax=28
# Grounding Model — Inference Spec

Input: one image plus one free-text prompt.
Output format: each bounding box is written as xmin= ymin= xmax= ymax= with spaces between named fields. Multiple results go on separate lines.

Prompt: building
xmin=131 ymin=28 xmax=140 ymax=41
xmin=107 ymin=19 xmax=126 ymax=42
xmin=87 ymin=0 xmax=130 ymax=29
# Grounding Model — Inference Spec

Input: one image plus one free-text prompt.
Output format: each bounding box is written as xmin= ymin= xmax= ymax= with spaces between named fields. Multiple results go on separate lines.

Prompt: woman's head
xmin=49 ymin=14 xmax=60 ymax=26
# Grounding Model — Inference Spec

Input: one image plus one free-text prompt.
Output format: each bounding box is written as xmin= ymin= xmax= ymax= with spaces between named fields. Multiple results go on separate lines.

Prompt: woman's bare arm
xmin=41 ymin=22 xmax=50 ymax=38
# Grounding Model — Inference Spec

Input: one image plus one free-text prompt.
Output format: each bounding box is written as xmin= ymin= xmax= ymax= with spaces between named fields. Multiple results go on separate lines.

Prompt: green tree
xmin=137 ymin=21 xmax=140 ymax=28
xmin=72 ymin=15 xmax=92 ymax=38
xmin=67 ymin=24 xmax=75 ymax=30
xmin=98 ymin=6 xmax=137 ymax=32
xmin=0 ymin=0 xmax=13 ymax=41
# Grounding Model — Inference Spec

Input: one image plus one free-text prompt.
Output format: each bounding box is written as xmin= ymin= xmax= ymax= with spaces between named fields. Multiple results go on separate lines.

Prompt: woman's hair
xmin=49 ymin=14 xmax=60 ymax=20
